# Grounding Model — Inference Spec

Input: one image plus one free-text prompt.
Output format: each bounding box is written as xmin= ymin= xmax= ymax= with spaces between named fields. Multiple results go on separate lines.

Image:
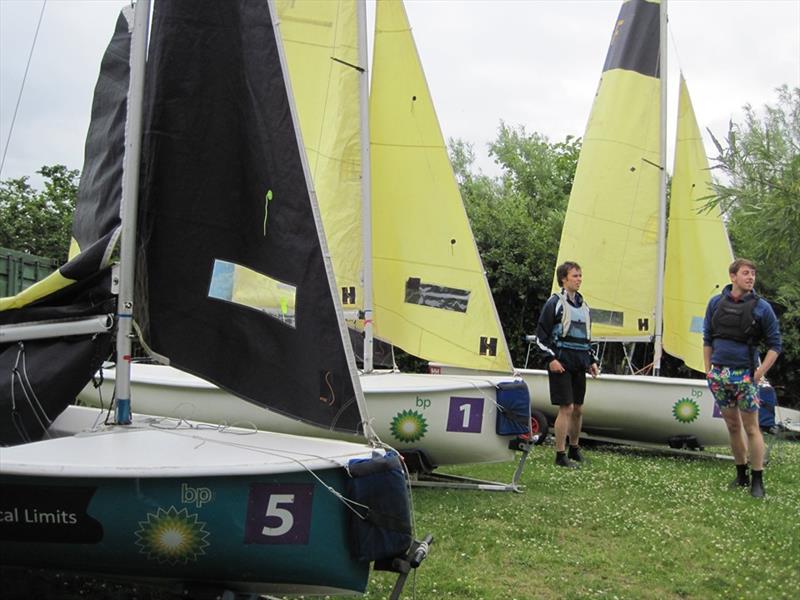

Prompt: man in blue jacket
xmin=536 ymin=261 xmax=599 ymax=468
xmin=703 ymin=258 xmax=781 ymax=498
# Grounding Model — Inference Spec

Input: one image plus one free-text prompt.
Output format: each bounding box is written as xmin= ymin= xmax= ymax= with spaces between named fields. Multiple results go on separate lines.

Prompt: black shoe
xmin=567 ymin=445 xmax=584 ymax=463
xmin=750 ymin=470 xmax=765 ymax=498
xmin=555 ymin=452 xmax=580 ymax=469
xmin=729 ymin=475 xmax=750 ymax=489
xmin=729 ymin=464 xmax=749 ymax=489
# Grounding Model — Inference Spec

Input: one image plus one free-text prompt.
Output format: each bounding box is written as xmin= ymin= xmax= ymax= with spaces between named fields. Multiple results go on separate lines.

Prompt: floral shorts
xmin=706 ymin=365 xmax=759 ymax=412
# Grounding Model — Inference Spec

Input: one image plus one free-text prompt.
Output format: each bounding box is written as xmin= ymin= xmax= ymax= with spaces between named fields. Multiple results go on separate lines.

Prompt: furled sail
xmin=663 ymin=76 xmax=733 ymax=372
xmin=0 ymin=8 xmax=132 ymax=443
xmin=553 ymin=0 xmax=661 ymax=341
xmin=136 ymin=0 xmax=364 ymax=434
xmin=370 ymin=0 xmax=513 ymax=372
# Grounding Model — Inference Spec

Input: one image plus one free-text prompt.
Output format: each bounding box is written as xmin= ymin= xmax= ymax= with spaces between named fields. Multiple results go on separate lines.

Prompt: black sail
xmin=136 ymin=0 xmax=362 ymax=433
xmin=0 ymin=9 xmax=132 ymax=444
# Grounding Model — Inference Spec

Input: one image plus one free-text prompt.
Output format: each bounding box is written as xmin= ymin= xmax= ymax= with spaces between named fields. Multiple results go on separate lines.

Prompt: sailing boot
xmin=555 ymin=451 xmax=579 ymax=469
xmin=750 ymin=470 xmax=765 ymax=498
xmin=729 ymin=463 xmax=750 ymax=489
xmin=567 ymin=445 xmax=584 ymax=463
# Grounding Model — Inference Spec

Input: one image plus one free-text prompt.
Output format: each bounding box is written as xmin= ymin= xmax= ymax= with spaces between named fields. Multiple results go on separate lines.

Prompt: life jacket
xmin=552 ymin=291 xmax=592 ymax=351
xmin=710 ymin=293 xmax=760 ymax=344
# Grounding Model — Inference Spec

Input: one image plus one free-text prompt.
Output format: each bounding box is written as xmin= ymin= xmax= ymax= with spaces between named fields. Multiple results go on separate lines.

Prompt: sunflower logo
xmin=390 ymin=410 xmax=428 ymax=442
xmin=672 ymin=398 xmax=700 ymax=424
xmin=134 ymin=506 xmax=210 ymax=565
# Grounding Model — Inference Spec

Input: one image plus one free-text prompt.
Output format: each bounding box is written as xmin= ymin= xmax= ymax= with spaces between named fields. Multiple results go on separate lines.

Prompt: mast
xmin=114 ymin=0 xmax=151 ymax=424
xmin=358 ymin=0 xmax=375 ymax=373
xmin=652 ymin=0 xmax=668 ymax=376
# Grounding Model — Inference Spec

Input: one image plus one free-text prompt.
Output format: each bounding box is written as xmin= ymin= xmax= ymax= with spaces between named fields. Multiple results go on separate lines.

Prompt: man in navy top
xmin=703 ymin=258 xmax=781 ymax=498
xmin=536 ymin=261 xmax=599 ymax=468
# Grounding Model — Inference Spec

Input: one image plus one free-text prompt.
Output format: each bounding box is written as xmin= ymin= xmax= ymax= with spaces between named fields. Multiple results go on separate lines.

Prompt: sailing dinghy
xmin=1 ymin=1 xmax=423 ymax=594
xmin=78 ymin=0 xmax=534 ymax=490
xmin=437 ymin=0 xmax=800 ymax=451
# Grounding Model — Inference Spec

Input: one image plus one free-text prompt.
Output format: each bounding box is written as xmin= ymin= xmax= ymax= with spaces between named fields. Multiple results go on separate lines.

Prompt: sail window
xmin=690 ymin=316 xmax=704 ymax=334
xmin=208 ymin=259 xmax=297 ymax=328
xmin=404 ymin=278 xmax=470 ymax=313
xmin=590 ymin=308 xmax=624 ymax=328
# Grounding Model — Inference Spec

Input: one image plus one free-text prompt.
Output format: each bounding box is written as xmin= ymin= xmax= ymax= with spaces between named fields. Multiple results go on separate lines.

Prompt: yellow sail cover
xmin=554 ymin=0 xmax=661 ymax=341
xmin=370 ymin=0 xmax=512 ymax=372
xmin=233 ymin=0 xmax=363 ymax=313
xmin=663 ymin=77 xmax=733 ymax=372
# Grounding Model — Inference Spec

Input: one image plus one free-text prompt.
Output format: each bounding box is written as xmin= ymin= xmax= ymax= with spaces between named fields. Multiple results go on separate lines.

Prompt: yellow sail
xmin=233 ymin=0 xmax=363 ymax=313
xmin=554 ymin=0 xmax=661 ymax=341
xmin=370 ymin=0 xmax=512 ymax=372
xmin=663 ymin=77 xmax=733 ymax=372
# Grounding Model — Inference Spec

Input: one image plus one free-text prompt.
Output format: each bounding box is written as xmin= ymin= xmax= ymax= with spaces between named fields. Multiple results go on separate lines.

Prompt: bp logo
xmin=390 ymin=410 xmax=428 ymax=442
xmin=672 ymin=398 xmax=700 ymax=423
xmin=134 ymin=506 xmax=210 ymax=564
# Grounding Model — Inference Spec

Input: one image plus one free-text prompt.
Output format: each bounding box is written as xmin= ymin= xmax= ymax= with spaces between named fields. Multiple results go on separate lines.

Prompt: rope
xmin=9 ymin=342 xmax=52 ymax=441
xmin=0 ymin=0 xmax=47 ymax=177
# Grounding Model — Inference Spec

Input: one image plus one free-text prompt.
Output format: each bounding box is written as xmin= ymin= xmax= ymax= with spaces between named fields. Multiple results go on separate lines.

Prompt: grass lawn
xmin=332 ymin=437 xmax=800 ymax=600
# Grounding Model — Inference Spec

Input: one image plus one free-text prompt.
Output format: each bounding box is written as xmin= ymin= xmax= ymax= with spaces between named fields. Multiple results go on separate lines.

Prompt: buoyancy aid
xmin=553 ymin=291 xmax=592 ymax=351
xmin=711 ymin=293 xmax=760 ymax=344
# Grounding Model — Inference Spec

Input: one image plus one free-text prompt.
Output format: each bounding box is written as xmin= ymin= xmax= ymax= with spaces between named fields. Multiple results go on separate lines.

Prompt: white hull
xmin=14 ymin=405 xmax=377 ymax=478
xmin=1 ymin=405 xmax=382 ymax=594
xmin=78 ymin=364 xmax=518 ymax=467
xmin=432 ymin=364 xmax=734 ymax=447
xmin=521 ymin=369 xmax=731 ymax=446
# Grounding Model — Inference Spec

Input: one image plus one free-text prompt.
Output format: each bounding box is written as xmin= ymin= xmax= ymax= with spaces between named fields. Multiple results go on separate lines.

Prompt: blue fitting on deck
xmin=115 ymin=399 xmax=132 ymax=424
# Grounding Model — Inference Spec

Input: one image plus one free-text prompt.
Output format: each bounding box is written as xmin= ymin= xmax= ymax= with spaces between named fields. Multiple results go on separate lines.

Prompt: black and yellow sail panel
xmin=554 ymin=0 xmax=661 ymax=340
xmin=602 ymin=0 xmax=660 ymax=78
xmin=0 ymin=9 xmax=131 ymax=314
xmin=370 ymin=0 xmax=512 ymax=372
xmin=663 ymin=77 xmax=733 ymax=372
xmin=136 ymin=0 xmax=362 ymax=433
xmin=257 ymin=0 xmax=365 ymax=313
xmin=0 ymin=235 xmax=117 ymax=312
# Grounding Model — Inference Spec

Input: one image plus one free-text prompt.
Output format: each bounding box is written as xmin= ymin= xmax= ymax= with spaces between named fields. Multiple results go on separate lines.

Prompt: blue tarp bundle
xmin=347 ymin=451 xmax=412 ymax=562
xmin=495 ymin=380 xmax=531 ymax=436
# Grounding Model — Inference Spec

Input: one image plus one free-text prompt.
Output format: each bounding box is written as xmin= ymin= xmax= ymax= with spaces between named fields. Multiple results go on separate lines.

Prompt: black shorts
xmin=548 ymin=368 xmax=587 ymax=406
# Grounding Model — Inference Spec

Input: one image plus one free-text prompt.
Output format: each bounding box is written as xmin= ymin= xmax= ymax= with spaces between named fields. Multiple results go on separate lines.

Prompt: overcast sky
xmin=1 ymin=0 xmax=798 ymax=184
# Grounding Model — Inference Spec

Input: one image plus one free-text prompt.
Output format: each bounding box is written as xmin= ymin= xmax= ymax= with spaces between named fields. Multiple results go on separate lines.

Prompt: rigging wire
xmin=0 ymin=0 xmax=47 ymax=178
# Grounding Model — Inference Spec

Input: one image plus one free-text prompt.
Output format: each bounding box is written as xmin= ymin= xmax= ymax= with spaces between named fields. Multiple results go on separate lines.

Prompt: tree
xmin=452 ymin=125 xmax=581 ymax=362
xmin=708 ymin=85 xmax=800 ymax=406
xmin=0 ymin=164 xmax=78 ymax=263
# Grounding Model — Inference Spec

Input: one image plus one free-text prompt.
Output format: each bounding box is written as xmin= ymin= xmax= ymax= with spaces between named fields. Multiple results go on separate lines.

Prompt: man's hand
xmin=549 ymin=359 xmax=565 ymax=373
xmin=589 ymin=363 xmax=599 ymax=378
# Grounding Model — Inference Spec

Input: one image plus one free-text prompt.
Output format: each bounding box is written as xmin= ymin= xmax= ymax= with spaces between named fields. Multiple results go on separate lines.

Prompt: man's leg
xmin=741 ymin=409 xmax=766 ymax=497
xmin=554 ymin=404 xmax=574 ymax=453
xmin=568 ymin=404 xmax=583 ymax=448
xmin=721 ymin=407 xmax=748 ymax=464
xmin=568 ymin=369 xmax=587 ymax=450
xmin=740 ymin=410 xmax=764 ymax=470
xmin=554 ymin=404 xmax=579 ymax=468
